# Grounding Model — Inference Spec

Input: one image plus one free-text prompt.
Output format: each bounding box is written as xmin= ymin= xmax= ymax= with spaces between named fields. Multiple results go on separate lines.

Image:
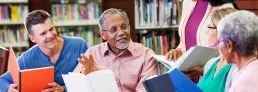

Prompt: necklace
xmin=241 ymin=57 xmax=257 ymax=70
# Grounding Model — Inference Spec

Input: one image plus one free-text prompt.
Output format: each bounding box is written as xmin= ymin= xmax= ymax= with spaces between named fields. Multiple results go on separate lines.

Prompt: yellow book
xmin=11 ymin=5 xmax=19 ymax=22
xmin=153 ymin=35 xmax=158 ymax=54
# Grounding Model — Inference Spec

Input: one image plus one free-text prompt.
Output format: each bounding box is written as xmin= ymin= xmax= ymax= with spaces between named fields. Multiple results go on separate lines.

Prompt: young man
xmin=74 ymin=8 xmax=158 ymax=92
xmin=0 ymin=10 xmax=88 ymax=92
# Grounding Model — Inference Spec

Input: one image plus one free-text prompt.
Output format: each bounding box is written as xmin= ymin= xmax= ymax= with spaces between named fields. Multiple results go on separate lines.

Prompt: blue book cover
xmin=168 ymin=68 xmax=203 ymax=92
xmin=143 ymin=74 xmax=175 ymax=92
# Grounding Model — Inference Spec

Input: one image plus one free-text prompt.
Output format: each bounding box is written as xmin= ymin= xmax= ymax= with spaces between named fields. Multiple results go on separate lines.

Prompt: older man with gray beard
xmin=74 ymin=8 xmax=158 ymax=92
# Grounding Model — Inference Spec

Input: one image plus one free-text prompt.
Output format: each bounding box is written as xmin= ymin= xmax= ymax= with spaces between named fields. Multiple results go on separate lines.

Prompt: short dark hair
xmin=25 ymin=10 xmax=52 ymax=35
xmin=208 ymin=0 xmax=239 ymax=9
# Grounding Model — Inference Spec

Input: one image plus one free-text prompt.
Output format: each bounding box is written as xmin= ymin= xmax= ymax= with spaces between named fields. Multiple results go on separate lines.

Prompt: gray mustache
xmin=116 ymin=36 xmax=127 ymax=41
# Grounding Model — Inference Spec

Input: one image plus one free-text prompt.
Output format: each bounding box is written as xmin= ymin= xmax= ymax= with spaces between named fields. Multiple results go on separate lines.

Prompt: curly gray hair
xmin=217 ymin=10 xmax=258 ymax=56
xmin=98 ymin=8 xmax=129 ymax=30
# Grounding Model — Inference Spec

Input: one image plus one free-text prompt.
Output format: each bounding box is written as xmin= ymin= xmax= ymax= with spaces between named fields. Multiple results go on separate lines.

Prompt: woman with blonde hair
xmin=179 ymin=8 xmax=238 ymax=92
xmin=196 ymin=8 xmax=237 ymax=92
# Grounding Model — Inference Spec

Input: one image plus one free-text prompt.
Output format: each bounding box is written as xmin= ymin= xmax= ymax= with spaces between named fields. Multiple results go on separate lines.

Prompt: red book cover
xmin=9 ymin=46 xmax=54 ymax=92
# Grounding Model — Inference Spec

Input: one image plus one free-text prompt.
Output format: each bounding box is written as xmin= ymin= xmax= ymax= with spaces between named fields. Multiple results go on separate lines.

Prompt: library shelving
xmin=0 ymin=0 xmax=28 ymax=4
xmin=50 ymin=0 xmax=102 ymax=47
xmin=0 ymin=0 xmax=29 ymax=49
xmin=135 ymin=0 xmax=182 ymax=55
xmin=53 ymin=19 xmax=98 ymax=27
xmin=135 ymin=25 xmax=179 ymax=30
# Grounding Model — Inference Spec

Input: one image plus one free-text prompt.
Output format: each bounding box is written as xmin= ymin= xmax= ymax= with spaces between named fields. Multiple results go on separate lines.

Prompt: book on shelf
xmin=0 ymin=26 xmax=28 ymax=47
xmin=151 ymin=45 xmax=219 ymax=70
xmin=0 ymin=4 xmax=28 ymax=22
xmin=51 ymin=1 xmax=100 ymax=22
xmin=9 ymin=46 xmax=54 ymax=92
xmin=56 ymin=26 xmax=102 ymax=47
xmin=137 ymin=30 xmax=179 ymax=55
xmin=135 ymin=0 xmax=182 ymax=27
xmin=143 ymin=68 xmax=202 ymax=92
xmin=62 ymin=70 xmax=119 ymax=92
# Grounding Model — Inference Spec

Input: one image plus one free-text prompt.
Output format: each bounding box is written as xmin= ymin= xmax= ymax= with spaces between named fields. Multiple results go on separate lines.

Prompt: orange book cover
xmin=9 ymin=46 xmax=54 ymax=92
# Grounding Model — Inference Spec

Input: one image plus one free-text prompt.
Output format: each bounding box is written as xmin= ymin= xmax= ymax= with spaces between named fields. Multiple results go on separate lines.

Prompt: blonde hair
xmin=210 ymin=8 xmax=237 ymax=27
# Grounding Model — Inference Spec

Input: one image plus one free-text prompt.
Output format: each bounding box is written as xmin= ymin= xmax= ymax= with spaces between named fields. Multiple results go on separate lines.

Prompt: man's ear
xmin=100 ymin=30 xmax=107 ymax=40
xmin=28 ymin=34 xmax=36 ymax=43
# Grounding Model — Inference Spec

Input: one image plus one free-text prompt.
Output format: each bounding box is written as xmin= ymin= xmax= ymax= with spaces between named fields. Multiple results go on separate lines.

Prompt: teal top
xmin=197 ymin=58 xmax=232 ymax=92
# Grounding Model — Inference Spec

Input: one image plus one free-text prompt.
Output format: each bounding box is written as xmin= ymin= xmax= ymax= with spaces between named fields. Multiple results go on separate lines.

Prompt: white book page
xmin=62 ymin=73 xmax=92 ymax=92
xmin=175 ymin=47 xmax=194 ymax=68
xmin=87 ymin=70 xmax=119 ymax=92
xmin=151 ymin=54 xmax=176 ymax=69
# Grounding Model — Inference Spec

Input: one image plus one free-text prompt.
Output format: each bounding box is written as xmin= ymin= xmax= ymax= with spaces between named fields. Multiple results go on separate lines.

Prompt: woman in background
xmin=165 ymin=0 xmax=238 ymax=60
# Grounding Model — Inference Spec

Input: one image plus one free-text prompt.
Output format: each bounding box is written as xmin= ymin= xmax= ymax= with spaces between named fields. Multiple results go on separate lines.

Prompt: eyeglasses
xmin=208 ymin=26 xmax=217 ymax=29
xmin=213 ymin=39 xmax=228 ymax=49
xmin=206 ymin=26 xmax=217 ymax=34
xmin=102 ymin=24 xmax=130 ymax=35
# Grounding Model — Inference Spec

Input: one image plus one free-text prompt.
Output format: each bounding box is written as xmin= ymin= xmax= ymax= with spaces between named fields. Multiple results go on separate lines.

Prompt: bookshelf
xmin=0 ymin=0 xmax=29 ymax=50
xmin=134 ymin=0 xmax=181 ymax=55
xmin=0 ymin=21 xmax=24 ymax=25
xmin=235 ymin=0 xmax=258 ymax=15
xmin=50 ymin=0 xmax=102 ymax=47
xmin=135 ymin=25 xmax=179 ymax=30
xmin=27 ymin=0 xmax=102 ymax=47
xmin=53 ymin=20 xmax=98 ymax=27
xmin=0 ymin=0 xmax=28 ymax=3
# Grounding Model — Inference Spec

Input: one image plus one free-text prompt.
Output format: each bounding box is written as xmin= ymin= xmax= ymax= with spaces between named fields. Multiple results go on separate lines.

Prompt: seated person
xmin=216 ymin=10 xmax=258 ymax=92
xmin=196 ymin=8 xmax=238 ymax=92
xmin=0 ymin=10 xmax=88 ymax=92
xmin=74 ymin=8 xmax=158 ymax=92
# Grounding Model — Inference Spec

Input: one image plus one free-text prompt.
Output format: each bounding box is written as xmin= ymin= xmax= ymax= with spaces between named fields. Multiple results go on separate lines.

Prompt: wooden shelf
xmin=135 ymin=25 xmax=179 ymax=30
xmin=53 ymin=20 xmax=99 ymax=27
xmin=0 ymin=43 xmax=29 ymax=48
xmin=0 ymin=0 xmax=28 ymax=3
xmin=0 ymin=20 xmax=24 ymax=25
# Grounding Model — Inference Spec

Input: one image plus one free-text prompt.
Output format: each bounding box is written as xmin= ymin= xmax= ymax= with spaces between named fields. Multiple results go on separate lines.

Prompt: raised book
xmin=143 ymin=68 xmax=202 ymax=92
xmin=62 ymin=70 xmax=119 ymax=92
xmin=152 ymin=45 xmax=219 ymax=70
xmin=9 ymin=46 xmax=54 ymax=92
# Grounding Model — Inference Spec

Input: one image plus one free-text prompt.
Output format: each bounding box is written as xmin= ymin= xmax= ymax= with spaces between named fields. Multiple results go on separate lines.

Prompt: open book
xmin=152 ymin=45 xmax=219 ymax=70
xmin=9 ymin=46 xmax=54 ymax=92
xmin=62 ymin=70 xmax=119 ymax=92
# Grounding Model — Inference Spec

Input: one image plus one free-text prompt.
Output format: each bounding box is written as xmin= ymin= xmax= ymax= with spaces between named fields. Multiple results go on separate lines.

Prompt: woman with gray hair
xmin=217 ymin=10 xmax=258 ymax=92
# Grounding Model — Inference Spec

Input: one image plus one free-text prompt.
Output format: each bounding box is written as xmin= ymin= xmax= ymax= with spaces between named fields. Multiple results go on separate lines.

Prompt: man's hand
xmin=77 ymin=54 xmax=100 ymax=75
xmin=7 ymin=84 xmax=19 ymax=92
xmin=42 ymin=82 xmax=64 ymax=92
xmin=165 ymin=48 xmax=182 ymax=61
xmin=182 ymin=66 xmax=204 ymax=79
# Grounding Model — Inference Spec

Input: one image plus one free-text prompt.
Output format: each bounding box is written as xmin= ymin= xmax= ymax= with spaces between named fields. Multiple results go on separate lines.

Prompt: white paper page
xmin=87 ymin=70 xmax=119 ymax=92
xmin=177 ymin=46 xmax=219 ymax=70
xmin=62 ymin=74 xmax=92 ymax=92
xmin=175 ymin=47 xmax=194 ymax=68
xmin=151 ymin=54 xmax=176 ymax=69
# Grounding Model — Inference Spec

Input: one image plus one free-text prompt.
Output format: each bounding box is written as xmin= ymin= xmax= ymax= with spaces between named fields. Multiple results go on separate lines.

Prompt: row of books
xmin=135 ymin=0 xmax=182 ymax=27
xmin=56 ymin=26 xmax=102 ymax=47
xmin=0 ymin=26 xmax=28 ymax=47
xmin=137 ymin=30 xmax=179 ymax=55
xmin=0 ymin=4 xmax=28 ymax=22
xmin=51 ymin=2 xmax=100 ymax=22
